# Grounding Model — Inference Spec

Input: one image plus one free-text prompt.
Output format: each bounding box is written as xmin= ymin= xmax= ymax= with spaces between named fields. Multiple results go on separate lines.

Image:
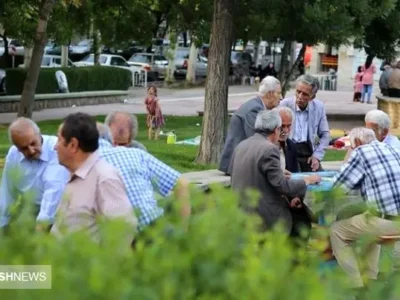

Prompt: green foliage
xmin=0 ymin=185 xmax=399 ymax=298
xmin=5 ymin=66 xmax=132 ymax=95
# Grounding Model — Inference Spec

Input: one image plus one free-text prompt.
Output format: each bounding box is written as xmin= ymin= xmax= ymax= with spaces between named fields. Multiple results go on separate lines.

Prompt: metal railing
xmin=132 ymin=70 xmax=148 ymax=88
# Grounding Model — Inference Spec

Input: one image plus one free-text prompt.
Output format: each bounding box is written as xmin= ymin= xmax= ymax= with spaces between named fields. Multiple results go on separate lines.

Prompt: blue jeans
xmin=362 ymin=84 xmax=373 ymax=103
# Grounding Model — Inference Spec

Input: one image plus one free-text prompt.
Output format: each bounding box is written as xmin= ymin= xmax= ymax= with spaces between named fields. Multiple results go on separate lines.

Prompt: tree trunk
xmin=61 ymin=45 xmax=69 ymax=67
xmin=93 ymin=30 xmax=101 ymax=66
xmin=18 ymin=0 xmax=54 ymax=118
xmin=23 ymin=47 xmax=33 ymax=68
xmin=165 ymin=30 xmax=177 ymax=83
xmin=278 ymin=41 xmax=290 ymax=83
xmin=195 ymin=0 xmax=234 ymax=165
xmin=186 ymin=41 xmax=197 ymax=84
xmin=281 ymin=43 xmax=306 ymax=98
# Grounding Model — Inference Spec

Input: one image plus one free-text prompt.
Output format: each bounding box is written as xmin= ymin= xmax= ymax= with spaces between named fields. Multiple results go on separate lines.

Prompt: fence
xmin=132 ymin=70 xmax=148 ymax=88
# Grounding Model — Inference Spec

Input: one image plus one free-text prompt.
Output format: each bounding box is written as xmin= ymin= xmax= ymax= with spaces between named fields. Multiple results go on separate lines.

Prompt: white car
xmin=41 ymin=55 xmax=75 ymax=68
xmin=75 ymin=54 xmax=144 ymax=85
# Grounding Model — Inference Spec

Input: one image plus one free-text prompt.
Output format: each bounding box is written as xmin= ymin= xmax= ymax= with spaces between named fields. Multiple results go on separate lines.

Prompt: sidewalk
xmin=0 ymin=86 xmax=378 ymax=124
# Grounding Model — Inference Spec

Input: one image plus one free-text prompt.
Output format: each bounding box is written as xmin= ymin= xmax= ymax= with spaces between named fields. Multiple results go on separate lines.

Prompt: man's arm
xmin=145 ymin=152 xmax=190 ymax=219
xmin=0 ymin=150 xmax=17 ymax=227
xmin=243 ymin=109 xmax=259 ymax=138
xmin=313 ymin=106 xmax=330 ymax=161
xmin=333 ymin=150 xmax=364 ymax=192
xmin=37 ymin=162 xmax=70 ymax=225
xmin=259 ymin=146 xmax=307 ymax=198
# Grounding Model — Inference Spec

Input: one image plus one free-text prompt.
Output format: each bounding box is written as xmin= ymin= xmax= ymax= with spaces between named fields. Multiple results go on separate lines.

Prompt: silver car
xmin=128 ymin=53 xmax=168 ymax=80
xmin=174 ymin=47 xmax=208 ymax=79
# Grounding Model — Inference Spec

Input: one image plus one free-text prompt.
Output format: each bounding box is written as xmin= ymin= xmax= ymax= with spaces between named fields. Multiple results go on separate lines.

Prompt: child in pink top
xmin=361 ymin=57 xmax=376 ymax=104
xmin=353 ymin=66 xmax=363 ymax=102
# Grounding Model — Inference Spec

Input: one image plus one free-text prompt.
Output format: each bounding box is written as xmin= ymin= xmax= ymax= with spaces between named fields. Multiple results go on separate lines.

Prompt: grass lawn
xmin=0 ymin=115 xmax=347 ymax=172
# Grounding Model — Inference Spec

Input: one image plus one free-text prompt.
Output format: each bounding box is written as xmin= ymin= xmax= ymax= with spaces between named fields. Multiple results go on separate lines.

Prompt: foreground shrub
xmin=0 ymin=186 xmax=398 ymax=298
xmin=5 ymin=66 xmax=132 ymax=95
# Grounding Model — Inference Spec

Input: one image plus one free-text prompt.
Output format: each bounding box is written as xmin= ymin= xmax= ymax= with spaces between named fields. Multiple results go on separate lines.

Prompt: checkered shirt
xmin=98 ymin=139 xmax=181 ymax=230
xmin=333 ymin=140 xmax=400 ymax=215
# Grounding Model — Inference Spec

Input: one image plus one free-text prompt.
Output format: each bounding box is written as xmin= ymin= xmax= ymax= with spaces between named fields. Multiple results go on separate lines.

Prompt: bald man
xmin=0 ymin=117 xmax=70 ymax=230
xmin=104 ymin=112 xmax=147 ymax=151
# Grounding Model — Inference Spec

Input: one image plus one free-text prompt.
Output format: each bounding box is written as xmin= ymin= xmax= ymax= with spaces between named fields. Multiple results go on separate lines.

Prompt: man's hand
xmin=290 ymin=197 xmax=302 ymax=208
xmin=304 ymin=174 xmax=322 ymax=185
xmin=307 ymin=156 xmax=320 ymax=171
xmin=283 ymin=169 xmax=291 ymax=179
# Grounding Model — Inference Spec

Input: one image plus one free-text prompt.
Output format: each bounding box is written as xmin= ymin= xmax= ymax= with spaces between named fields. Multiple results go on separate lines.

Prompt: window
xmin=129 ymin=55 xmax=151 ymax=63
xmin=81 ymin=54 xmax=107 ymax=64
xmin=111 ymin=57 xmax=128 ymax=66
xmin=41 ymin=56 xmax=51 ymax=66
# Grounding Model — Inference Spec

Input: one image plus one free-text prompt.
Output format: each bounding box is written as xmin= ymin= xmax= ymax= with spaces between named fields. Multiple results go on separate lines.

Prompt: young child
xmin=353 ymin=66 xmax=363 ymax=102
xmin=145 ymin=86 xmax=165 ymax=140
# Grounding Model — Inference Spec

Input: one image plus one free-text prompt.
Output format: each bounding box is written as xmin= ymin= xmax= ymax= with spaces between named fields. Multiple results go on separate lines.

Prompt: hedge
xmin=0 ymin=184 xmax=398 ymax=298
xmin=5 ymin=66 xmax=132 ymax=95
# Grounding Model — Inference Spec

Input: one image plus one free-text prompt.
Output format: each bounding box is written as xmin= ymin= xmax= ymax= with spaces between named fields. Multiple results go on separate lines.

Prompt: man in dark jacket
xmin=219 ymin=76 xmax=282 ymax=175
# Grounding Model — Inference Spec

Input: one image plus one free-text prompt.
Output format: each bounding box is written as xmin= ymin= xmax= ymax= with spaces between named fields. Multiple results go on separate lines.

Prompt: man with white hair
xmin=0 ymin=117 xmax=70 ymax=231
xmin=229 ymin=110 xmax=321 ymax=239
xmin=96 ymin=122 xmax=190 ymax=233
xmin=331 ymin=127 xmax=400 ymax=288
xmin=280 ymin=74 xmax=330 ymax=172
xmin=219 ymin=76 xmax=282 ymax=175
xmin=104 ymin=111 xmax=147 ymax=151
xmin=365 ymin=109 xmax=400 ymax=148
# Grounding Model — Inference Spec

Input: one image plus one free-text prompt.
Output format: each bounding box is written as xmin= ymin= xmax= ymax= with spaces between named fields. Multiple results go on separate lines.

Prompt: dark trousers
xmin=294 ymin=142 xmax=323 ymax=172
xmin=388 ymin=88 xmax=400 ymax=98
xmin=290 ymin=206 xmax=312 ymax=243
xmin=381 ymin=89 xmax=388 ymax=96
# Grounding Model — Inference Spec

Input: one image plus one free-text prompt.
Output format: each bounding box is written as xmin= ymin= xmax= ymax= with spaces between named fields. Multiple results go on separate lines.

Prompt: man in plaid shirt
xmin=96 ymin=123 xmax=190 ymax=232
xmin=331 ymin=127 xmax=400 ymax=288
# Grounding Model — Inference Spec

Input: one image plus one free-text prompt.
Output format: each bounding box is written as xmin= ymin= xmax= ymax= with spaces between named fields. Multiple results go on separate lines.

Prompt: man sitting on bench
xmin=330 ymin=127 xmax=400 ymax=288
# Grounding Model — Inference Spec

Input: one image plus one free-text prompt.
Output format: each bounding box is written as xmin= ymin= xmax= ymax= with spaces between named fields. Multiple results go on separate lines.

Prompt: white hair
xmin=296 ymin=74 xmax=320 ymax=95
xmin=365 ymin=110 xmax=391 ymax=133
xmin=349 ymin=127 xmax=376 ymax=147
xmin=96 ymin=122 xmax=114 ymax=144
xmin=274 ymin=106 xmax=294 ymax=121
xmin=254 ymin=110 xmax=282 ymax=134
xmin=258 ymin=76 xmax=281 ymax=96
xmin=104 ymin=111 xmax=139 ymax=139
xmin=8 ymin=117 xmax=41 ymax=143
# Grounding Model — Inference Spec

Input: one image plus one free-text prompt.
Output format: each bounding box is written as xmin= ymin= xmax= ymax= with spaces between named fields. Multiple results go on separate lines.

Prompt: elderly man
xmin=104 ymin=111 xmax=147 ymax=151
xmin=219 ymin=76 xmax=282 ymax=175
xmin=280 ymin=74 xmax=330 ymax=172
xmin=229 ymin=110 xmax=321 ymax=238
xmin=0 ymin=117 xmax=69 ymax=230
xmin=331 ymin=127 xmax=400 ymax=288
xmin=275 ymin=106 xmax=299 ymax=173
xmin=343 ymin=110 xmax=400 ymax=164
xmin=365 ymin=109 xmax=400 ymax=148
xmin=52 ymin=113 xmax=137 ymax=244
xmin=96 ymin=123 xmax=190 ymax=232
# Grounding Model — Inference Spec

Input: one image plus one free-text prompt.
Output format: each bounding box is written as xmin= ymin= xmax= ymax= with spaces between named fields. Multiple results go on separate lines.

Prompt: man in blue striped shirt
xmin=0 ymin=118 xmax=70 ymax=230
xmin=96 ymin=123 xmax=190 ymax=231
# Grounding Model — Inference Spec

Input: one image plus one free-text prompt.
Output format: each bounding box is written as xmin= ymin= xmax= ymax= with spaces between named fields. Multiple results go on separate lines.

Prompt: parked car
xmin=41 ymin=55 xmax=75 ymax=67
xmin=0 ymin=69 xmax=5 ymax=94
xmin=103 ymin=41 xmax=146 ymax=60
xmin=74 ymin=54 xmax=143 ymax=85
xmin=0 ymin=39 xmax=24 ymax=56
xmin=174 ymin=47 xmax=208 ymax=79
xmin=128 ymin=53 xmax=168 ymax=81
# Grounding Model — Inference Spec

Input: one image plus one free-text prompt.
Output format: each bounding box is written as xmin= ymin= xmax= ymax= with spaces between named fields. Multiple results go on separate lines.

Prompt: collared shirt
xmin=130 ymin=140 xmax=147 ymax=152
xmin=383 ymin=134 xmax=400 ymax=149
xmin=98 ymin=139 xmax=181 ymax=230
xmin=51 ymin=152 xmax=137 ymax=243
xmin=333 ymin=141 xmax=400 ymax=215
xmin=293 ymin=105 xmax=309 ymax=143
xmin=0 ymin=135 xmax=70 ymax=227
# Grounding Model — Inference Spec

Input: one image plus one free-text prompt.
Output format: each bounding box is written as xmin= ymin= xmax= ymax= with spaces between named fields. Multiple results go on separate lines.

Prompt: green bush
xmin=0 ymin=185 xmax=399 ymax=298
xmin=5 ymin=66 xmax=132 ymax=95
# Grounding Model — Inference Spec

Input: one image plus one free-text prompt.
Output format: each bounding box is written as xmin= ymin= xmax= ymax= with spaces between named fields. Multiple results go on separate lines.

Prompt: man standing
xmin=330 ymin=127 xmax=400 ymax=288
xmin=52 ymin=113 xmax=137 ymax=244
xmin=0 ymin=117 xmax=69 ymax=230
xmin=229 ymin=110 xmax=321 ymax=237
xmin=96 ymin=123 xmax=190 ymax=232
xmin=104 ymin=111 xmax=147 ymax=151
xmin=379 ymin=62 xmax=392 ymax=96
xmin=219 ymin=76 xmax=282 ymax=175
xmin=280 ymin=74 xmax=330 ymax=172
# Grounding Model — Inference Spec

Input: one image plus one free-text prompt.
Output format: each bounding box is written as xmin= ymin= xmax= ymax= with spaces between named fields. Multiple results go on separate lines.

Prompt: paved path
xmin=0 ymin=85 xmax=378 ymax=124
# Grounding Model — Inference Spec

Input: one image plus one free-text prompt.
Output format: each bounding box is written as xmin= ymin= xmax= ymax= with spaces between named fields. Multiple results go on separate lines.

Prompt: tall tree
xmin=195 ymin=0 xmax=234 ymax=164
